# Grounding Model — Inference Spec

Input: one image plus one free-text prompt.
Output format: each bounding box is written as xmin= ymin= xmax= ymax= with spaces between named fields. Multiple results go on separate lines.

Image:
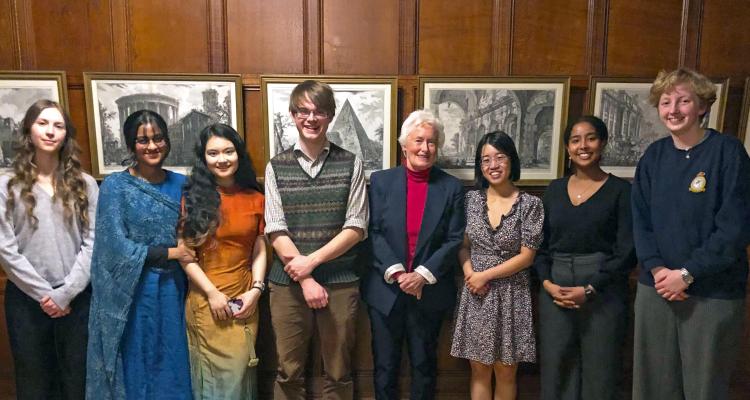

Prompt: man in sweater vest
xmin=264 ymin=80 xmax=369 ymax=399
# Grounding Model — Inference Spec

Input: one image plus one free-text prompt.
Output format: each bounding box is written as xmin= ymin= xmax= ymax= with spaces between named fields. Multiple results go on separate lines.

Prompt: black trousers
xmin=538 ymin=253 xmax=628 ymax=400
xmin=5 ymin=281 xmax=91 ymax=400
xmin=368 ymin=292 xmax=447 ymax=400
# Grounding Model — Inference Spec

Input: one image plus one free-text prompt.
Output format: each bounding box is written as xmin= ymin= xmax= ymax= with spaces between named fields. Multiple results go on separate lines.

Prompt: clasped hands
xmin=283 ymin=254 xmax=330 ymax=310
xmin=207 ymin=288 xmax=261 ymax=321
xmin=464 ymin=270 xmax=490 ymax=296
xmin=397 ymin=272 xmax=426 ymax=299
xmin=652 ymin=266 xmax=689 ymax=301
xmin=40 ymin=295 xmax=70 ymax=318
xmin=543 ymin=280 xmax=586 ymax=309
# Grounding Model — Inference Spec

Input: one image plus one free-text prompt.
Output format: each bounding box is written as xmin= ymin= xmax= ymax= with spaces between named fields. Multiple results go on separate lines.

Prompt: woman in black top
xmin=533 ymin=115 xmax=636 ymax=400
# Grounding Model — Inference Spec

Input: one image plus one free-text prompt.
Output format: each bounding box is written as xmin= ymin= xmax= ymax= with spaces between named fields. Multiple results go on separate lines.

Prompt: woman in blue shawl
xmin=86 ymin=110 xmax=195 ymax=399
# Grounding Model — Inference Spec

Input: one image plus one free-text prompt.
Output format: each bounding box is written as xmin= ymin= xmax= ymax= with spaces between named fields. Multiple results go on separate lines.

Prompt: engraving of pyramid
xmin=328 ymin=99 xmax=382 ymax=168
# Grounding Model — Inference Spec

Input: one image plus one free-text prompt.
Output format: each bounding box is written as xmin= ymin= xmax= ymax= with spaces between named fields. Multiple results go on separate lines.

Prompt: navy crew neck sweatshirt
xmin=631 ymin=129 xmax=750 ymax=299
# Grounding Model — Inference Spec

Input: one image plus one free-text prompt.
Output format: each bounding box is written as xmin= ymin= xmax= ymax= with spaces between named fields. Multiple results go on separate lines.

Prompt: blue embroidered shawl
xmin=85 ymin=171 xmax=182 ymax=400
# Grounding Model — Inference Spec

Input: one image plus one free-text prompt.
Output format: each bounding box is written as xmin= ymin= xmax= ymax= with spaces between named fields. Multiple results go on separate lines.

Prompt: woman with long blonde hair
xmin=0 ymin=99 xmax=98 ymax=399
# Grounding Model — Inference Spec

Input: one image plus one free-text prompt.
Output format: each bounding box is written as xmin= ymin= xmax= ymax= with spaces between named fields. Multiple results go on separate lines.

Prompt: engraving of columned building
xmin=115 ymin=93 xmax=179 ymax=144
xmin=431 ymin=89 xmax=555 ymax=168
xmin=600 ymin=90 xmax=643 ymax=142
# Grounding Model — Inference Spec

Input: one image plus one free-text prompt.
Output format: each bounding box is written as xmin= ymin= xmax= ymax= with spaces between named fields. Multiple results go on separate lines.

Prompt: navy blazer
xmin=362 ymin=166 xmax=466 ymax=316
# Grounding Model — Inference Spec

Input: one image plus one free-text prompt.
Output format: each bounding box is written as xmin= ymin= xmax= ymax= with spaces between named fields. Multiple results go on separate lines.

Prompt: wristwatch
xmin=680 ymin=268 xmax=694 ymax=286
xmin=252 ymin=280 xmax=266 ymax=293
xmin=584 ymin=284 xmax=596 ymax=300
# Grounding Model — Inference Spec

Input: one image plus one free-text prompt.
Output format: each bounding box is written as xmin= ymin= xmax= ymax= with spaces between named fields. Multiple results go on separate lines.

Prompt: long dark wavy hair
xmin=180 ymin=123 xmax=261 ymax=247
xmin=5 ymin=99 xmax=90 ymax=231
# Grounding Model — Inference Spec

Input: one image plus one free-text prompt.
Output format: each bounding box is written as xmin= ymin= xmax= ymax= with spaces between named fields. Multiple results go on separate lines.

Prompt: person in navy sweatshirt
xmin=631 ymin=67 xmax=750 ymax=400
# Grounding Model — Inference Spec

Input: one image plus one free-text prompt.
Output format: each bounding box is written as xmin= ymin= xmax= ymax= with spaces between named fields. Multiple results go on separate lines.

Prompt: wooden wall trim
xmin=207 ymin=0 xmax=227 ymax=73
xmin=679 ymin=0 xmax=703 ymax=69
xmin=304 ymin=0 xmax=322 ymax=74
xmin=5 ymin=0 xmax=20 ymax=69
xmin=495 ymin=0 xmax=514 ymax=75
xmin=399 ymin=0 xmax=418 ymax=74
xmin=586 ymin=0 xmax=609 ymax=75
xmin=13 ymin=0 xmax=35 ymax=68
xmin=490 ymin=0 xmax=501 ymax=74
xmin=110 ymin=0 xmax=131 ymax=71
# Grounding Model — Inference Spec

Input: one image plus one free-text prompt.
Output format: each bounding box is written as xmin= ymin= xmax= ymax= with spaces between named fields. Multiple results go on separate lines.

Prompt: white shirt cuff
xmin=384 ymin=263 xmax=406 ymax=283
xmin=415 ymin=265 xmax=437 ymax=284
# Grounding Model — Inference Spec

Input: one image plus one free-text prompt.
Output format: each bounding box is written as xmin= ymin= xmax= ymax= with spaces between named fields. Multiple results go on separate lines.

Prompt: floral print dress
xmin=450 ymin=190 xmax=544 ymax=365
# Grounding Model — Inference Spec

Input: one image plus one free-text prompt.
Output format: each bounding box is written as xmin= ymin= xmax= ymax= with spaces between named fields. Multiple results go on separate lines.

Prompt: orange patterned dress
xmin=185 ymin=185 xmax=265 ymax=400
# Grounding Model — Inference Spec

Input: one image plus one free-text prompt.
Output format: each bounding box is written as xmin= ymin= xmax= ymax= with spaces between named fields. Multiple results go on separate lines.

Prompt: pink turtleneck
xmin=405 ymin=167 xmax=430 ymax=271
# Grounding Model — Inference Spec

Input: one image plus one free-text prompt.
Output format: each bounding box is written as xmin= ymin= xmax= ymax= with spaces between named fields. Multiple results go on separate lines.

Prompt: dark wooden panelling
xmin=699 ymin=0 xmax=750 ymax=79
xmin=27 ymin=1 xmax=113 ymax=72
xmin=14 ymin=0 xmax=35 ymax=68
xmin=68 ymin=86 xmax=93 ymax=173
xmin=399 ymin=75 xmax=419 ymax=120
xmin=511 ymin=0 xmax=589 ymax=75
xmin=605 ymin=0 xmax=682 ymax=76
xmin=399 ymin=0 xmax=418 ymax=74
xmin=226 ymin=0 xmax=305 ymax=74
xmin=418 ymin=0 xmax=494 ymax=75
xmin=128 ymin=0 xmax=211 ymax=72
xmin=242 ymin=82 xmax=266 ymax=175
xmin=492 ymin=0 xmax=513 ymax=75
xmin=585 ymin=0 xmax=608 ymax=75
xmin=679 ymin=0 xmax=703 ymax=69
xmin=303 ymin=0 xmax=322 ymax=74
xmin=0 ymin=0 xmax=18 ymax=69
xmin=207 ymin=0 xmax=226 ymax=73
xmin=322 ymin=0 xmax=399 ymax=74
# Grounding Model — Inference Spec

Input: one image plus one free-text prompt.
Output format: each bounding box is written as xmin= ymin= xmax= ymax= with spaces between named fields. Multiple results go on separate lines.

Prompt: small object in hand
xmin=228 ymin=298 xmax=243 ymax=314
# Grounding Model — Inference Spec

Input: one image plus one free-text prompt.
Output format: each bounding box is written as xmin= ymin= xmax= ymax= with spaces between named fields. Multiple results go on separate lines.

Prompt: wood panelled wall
xmin=1 ymin=0 xmax=749 ymax=398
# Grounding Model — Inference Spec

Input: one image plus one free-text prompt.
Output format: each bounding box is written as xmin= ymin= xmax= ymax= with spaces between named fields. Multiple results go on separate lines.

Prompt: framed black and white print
xmin=84 ymin=72 xmax=243 ymax=178
xmin=261 ymin=75 xmax=397 ymax=178
xmin=0 ymin=71 xmax=68 ymax=169
xmin=589 ymin=77 xmax=728 ymax=178
xmin=420 ymin=76 xmax=570 ymax=185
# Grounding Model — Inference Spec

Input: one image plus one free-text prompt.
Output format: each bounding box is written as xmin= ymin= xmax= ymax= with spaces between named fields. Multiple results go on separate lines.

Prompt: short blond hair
xmin=648 ymin=68 xmax=716 ymax=116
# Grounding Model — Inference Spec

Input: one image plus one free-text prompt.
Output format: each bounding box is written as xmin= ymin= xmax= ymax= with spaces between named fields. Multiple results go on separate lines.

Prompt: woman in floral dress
xmin=451 ymin=131 xmax=544 ymax=400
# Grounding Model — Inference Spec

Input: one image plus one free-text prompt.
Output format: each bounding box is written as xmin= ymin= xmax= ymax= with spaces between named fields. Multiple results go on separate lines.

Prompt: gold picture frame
xmin=261 ymin=75 xmax=398 ymax=179
xmin=0 ymin=71 xmax=69 ymax=169
xmin=588 ymin=76 xmax=729 ymax=178
xmin=419 ymin=76 xmax=570 ymax=185
xmin=83 ymin=72 xmax=243 ymax=179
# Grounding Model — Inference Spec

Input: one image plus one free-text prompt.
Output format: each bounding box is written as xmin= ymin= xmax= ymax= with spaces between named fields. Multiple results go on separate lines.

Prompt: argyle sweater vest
xmin=268 ymin=144 xmax=360 ymax=285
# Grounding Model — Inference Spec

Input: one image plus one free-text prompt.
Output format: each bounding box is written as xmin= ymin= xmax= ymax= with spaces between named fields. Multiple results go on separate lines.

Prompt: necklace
xmin=570 ymin=175 xmax=600 ymax=205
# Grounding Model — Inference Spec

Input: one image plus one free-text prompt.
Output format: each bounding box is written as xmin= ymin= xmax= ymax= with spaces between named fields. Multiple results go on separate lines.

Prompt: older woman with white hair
xmin=362 ymin=109 xmax=466 ymax=399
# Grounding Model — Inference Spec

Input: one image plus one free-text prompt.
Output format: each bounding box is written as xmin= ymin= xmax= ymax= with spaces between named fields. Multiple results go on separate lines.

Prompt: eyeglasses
xmin=480 ymin=154 xmax=509 ymax=167
xmin=294 ymin=108 xmax=330 ymax=120
xmin=134 ymin=135 xmax=166 ymax=146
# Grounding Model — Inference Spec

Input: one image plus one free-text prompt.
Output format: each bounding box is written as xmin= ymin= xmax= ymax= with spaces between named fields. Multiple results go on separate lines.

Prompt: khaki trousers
xmin=270 ymin=281 xmax=360 ymax=400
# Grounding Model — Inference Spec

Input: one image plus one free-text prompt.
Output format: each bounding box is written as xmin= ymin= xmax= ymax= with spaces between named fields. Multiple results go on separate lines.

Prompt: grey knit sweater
xmin=0 ymin=173 xmax=98 ymax=309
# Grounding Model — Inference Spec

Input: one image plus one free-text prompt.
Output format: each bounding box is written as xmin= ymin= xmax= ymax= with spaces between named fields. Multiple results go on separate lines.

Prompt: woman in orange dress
xmin=179 ymin=123 xmax=267 ymax=399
